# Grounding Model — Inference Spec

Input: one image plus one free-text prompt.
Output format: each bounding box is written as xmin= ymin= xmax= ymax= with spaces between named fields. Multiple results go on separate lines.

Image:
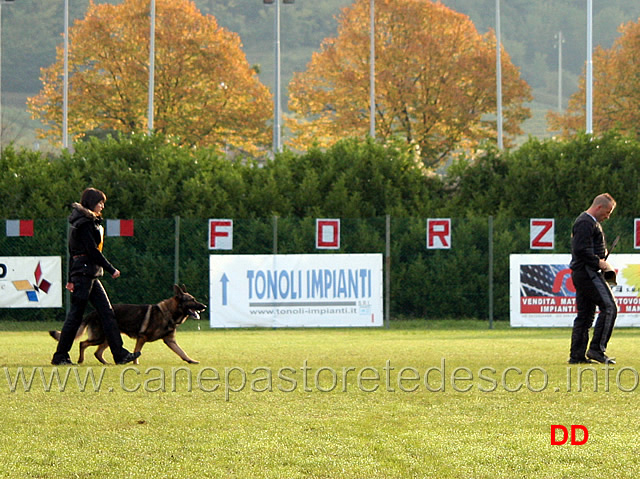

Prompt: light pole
xmin=0 ymin=0 xmax=15 ymax=153
xmin=586 ymin=0 xmax=593 ymax=134
xmin=554 ymin=31 xmax=564 ymax=112
xmin=369 ymin=0 xmax=375 ymax=138
xmin=63 ymin=0 xmax=69 ymax=149
xmin=264 ymin=0 xmax=294 ymax=155
xmin=148 ymin=0 xmax=155 ymax=135
xmin=495 ymin=0 xmax=503 ymax=149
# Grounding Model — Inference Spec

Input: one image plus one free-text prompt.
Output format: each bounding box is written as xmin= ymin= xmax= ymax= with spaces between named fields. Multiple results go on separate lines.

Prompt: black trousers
xmin=570 ymin=269 xmax=617 ymax=361
xmin=52 ymin=276 xmax=126 ymax=363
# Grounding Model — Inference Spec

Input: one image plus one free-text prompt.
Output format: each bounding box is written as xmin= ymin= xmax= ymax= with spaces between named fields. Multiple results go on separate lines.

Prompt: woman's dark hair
xmin=80 ymin=188 xmax=107 ymax=212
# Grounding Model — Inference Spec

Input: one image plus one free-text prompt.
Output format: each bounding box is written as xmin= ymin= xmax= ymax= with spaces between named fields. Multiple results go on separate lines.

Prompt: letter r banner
xmin=426 ymin=219 xmax=451 ymax=249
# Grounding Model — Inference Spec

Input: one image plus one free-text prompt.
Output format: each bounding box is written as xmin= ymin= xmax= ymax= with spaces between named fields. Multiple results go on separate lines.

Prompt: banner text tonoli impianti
xmin=246 ymin=268 xmax=373 ymax=301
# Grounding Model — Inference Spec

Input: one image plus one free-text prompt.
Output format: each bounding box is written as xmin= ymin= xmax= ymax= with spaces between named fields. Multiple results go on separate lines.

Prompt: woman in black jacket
xmin=51 ymin=188 xmax=140 ymax=365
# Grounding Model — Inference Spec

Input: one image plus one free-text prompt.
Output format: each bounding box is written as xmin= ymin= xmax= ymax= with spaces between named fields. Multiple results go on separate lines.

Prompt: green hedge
xmin=1 ymin=131 xmax=639 ymax=321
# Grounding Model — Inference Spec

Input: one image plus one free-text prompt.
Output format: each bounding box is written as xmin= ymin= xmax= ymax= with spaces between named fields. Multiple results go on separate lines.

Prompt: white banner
xmin=0 ymin=257 xmax=62 ymax=308
xmin=210 ymin=254 xmax=383 ymax=328
xmin=510 ymin=254 xmax=640 ymax=327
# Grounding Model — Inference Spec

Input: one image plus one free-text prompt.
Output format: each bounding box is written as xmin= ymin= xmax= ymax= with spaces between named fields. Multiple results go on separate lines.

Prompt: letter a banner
xmin=209 ymin=254 xmax=383 ymax=328
xmin=510 ymin=254 xmax=640 ymax=327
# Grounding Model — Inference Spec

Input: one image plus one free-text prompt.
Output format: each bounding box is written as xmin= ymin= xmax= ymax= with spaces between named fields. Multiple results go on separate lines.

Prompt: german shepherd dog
xmin=50 ymin=285 xmax=206 ymax=365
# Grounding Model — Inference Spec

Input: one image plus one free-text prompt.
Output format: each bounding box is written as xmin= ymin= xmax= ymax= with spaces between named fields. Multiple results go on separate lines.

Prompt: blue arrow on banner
xmin=220 ymin=273 xmax=229 ymax=305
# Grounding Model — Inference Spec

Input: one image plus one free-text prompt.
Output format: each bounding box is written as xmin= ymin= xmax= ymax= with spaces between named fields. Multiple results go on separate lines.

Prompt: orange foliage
xmin=548 ymin=18 xmax=640 ymax=139
xmin=27 ymin=0 xmax=271 ymax=154
xmin=287 ymin=0 xmax=531 ymax=168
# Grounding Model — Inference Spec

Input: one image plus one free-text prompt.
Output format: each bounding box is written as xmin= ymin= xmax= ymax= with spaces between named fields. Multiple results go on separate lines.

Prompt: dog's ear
xmin=181 ymin=284 xmax=188 ymax=293
xmin=173 ymin=284 xmax=183 ymax=296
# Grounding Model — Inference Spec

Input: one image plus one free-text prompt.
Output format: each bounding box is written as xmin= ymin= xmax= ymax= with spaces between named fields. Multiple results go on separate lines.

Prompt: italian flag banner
xmin=5 ymin=220 xmax=33 ymax=237
xmin=106 ymin=219 xmax=134 ymax=237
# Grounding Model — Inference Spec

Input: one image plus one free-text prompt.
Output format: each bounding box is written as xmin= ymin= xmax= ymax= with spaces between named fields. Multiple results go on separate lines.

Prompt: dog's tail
xmin=48 ymin=323 xmax=88 ymax=342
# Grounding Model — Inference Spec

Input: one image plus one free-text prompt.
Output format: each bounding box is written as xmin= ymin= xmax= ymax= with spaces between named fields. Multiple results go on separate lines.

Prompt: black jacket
xmin=570 ymin=211 xmax=607 ymax=274
xmin=67 ymin=203 xmax=116 ymax=280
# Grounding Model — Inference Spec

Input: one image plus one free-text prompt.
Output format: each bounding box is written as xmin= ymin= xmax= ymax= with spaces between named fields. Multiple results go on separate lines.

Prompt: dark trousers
xmin=570 ymin=269 xmax=617 ymax=360
xmin=52 ymin=276 xmax=126 ymax=362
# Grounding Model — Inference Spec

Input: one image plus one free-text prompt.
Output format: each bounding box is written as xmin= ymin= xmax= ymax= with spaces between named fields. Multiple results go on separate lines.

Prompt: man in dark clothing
xmin=569 ymin=193 xmax=617 ymax=364
xmin=51 ymin=188 xmax=140 ymax=366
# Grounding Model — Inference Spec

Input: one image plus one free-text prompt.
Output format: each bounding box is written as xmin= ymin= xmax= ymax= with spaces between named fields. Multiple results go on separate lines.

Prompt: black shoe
xmin=115 ymin=351 xmax=141 ymax=365
xmin=51 ymin=357 xmax=75 ymax=366
xmin=568 ymin=357 xmax=594 ymax=364
xmin=586 ymin=350 xmax=616 ymax=364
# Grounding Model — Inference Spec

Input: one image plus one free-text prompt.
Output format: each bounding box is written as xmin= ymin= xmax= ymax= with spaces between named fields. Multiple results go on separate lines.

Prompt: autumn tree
xmin=27 ymin=0 xmax=272 ymax=154
xmin=287 ymin=0 xmax=531 ymax=168
xmin=548 ymin=17 xmax=640 ymax=139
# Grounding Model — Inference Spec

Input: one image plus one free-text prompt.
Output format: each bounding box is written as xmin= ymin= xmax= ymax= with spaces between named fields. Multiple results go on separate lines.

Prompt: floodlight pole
xmin=148 ymin=0 xmax=155 ymax=135
xmin=0 ymin=2 xmax=3 ymax=153
xmin=0 ymin=0 xmax=16 ymax=154
xmin=265 ymin=0 xmax=294 ymax=155
xmin=63 ymin=0 xmax=69 ymax=149
xmin=274 ymin=0 xmax=281 ymax=153
xmin=495 ymin=0 xmax=503 ymax=149
xmin=555 ymin=31 xmax=564 ymax=111
xmin=586 ymin=0 xmax=593 ymax=134
xmin=369 ymin=0 xmax=375 ymax=138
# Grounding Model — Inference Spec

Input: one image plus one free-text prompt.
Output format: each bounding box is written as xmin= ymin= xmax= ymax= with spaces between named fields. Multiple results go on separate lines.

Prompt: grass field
xmin=1 ymin=319 xmax=640 ymax=478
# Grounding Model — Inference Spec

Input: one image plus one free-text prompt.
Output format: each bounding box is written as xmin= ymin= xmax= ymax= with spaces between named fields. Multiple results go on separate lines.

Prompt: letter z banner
xmin=530 ymin=219 xmax=555 ymax=249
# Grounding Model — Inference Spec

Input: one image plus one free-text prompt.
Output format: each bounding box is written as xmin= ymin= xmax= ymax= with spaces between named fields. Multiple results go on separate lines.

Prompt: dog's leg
xmin=78 ymin=339 xmax=88 ymax=364
xmin=133 ymin=337 xmax=147 ymax=365
xmin=79 ymin=338 xmax=108 ymax=365
xmin=163 ymin=336 xmax=198 ymax=364
xmin=94 ymin=342 xmax=109 ymax=365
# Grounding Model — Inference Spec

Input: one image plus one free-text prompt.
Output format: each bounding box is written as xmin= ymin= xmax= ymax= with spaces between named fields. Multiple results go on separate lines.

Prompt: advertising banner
xmin=0 ymin=257 xmax=62 ymax=308
xmin=210 ymin=254 xmax=383 ymax=328
xmin=510 ymin=254 xmax=640 ymax=327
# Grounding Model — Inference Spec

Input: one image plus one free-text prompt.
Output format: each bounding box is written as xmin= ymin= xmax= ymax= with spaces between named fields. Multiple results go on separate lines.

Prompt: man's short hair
xmin=592 ymin=193 xmax=616 ymax=208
